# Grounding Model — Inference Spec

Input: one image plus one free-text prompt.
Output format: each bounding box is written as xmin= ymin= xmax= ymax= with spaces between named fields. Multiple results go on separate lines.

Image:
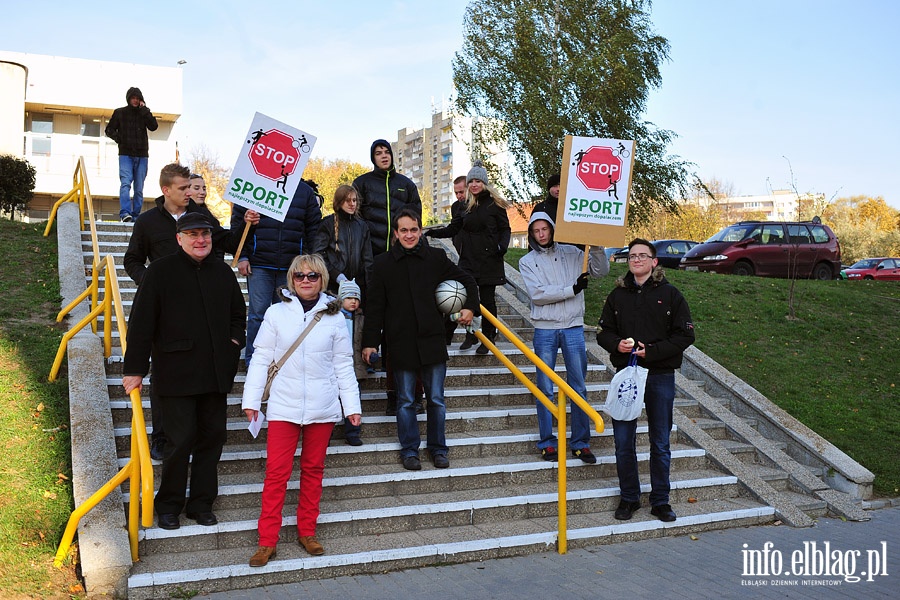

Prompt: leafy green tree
xmin=823 ymin=195 xmax=900 ymax=262
xmin=303 ymin=157 xmax=368 ymax=216
xmin=0 ymin=155 xmax=37 ymax=219
xmin=188 ymin=145 xmax=232 ymax=223
xmin=453 ymin=0 xmax=693 ymax=223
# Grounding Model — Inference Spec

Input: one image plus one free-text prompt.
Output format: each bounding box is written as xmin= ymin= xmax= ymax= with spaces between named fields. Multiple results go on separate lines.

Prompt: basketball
xmin=435 ymin=280 xmax=467 ymax=315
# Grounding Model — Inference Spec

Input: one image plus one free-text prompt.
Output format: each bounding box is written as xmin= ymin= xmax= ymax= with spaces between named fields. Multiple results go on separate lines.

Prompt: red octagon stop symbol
xmin=575 ymin=146 xmax=622 ymax=192
xmin=248 ymin=129 xmax=301 ymax=181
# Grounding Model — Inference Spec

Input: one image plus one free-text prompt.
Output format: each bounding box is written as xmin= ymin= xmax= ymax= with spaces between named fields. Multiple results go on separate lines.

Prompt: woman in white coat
xmin=243 ymin=253 xmax=361 ymax=567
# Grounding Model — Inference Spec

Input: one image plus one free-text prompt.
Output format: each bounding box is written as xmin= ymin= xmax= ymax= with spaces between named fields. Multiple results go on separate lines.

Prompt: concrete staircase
xmin=62 ymin=216 xmax=871 ymax=598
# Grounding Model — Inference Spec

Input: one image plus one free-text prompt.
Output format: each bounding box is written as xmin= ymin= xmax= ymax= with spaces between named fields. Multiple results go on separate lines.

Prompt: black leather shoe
xmin=475 ymin=343 xmax=489 ymax=355
xmin=432 ymin=454 xmax=449 ymax=469
xmin=345 ymin=436 xmax=363 ymax=446
xmin=157 ymin=513 xmax=180 ymax=530
xmin=186 ymin=511 xmax=218 ymax=526
xmin=459 ymin=334 xmax=476 ymax=351
xmin=150 ymin=438 xmax=165 ymax=461
xmin=614 ymin=500 xmax=641 ymax=521
xmin=402 ymin=455 xmax=422 ymax=471
xmin=650 ymin=504 xmax=677 ymax=522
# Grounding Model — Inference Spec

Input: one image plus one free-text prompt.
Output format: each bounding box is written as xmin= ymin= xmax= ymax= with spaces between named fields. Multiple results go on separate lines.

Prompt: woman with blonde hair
xmin=313 ymin=184 xmax=373 ymax=298
xmin=427 ymin=161 xmax=511 ymax=354
xmin=242 ymin=253 xmax=361 ymax=567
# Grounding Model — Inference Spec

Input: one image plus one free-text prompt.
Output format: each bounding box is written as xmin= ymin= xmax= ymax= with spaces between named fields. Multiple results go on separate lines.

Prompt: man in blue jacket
xmin=231 ymin=180 xmax=322 ymax=363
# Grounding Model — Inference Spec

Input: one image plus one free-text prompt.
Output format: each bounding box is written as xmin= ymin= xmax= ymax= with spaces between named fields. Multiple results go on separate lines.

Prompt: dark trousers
xmin=149 ymin=377 xmax=164 ymax=442
xmin=155 ymin=392 xmax=227 ymax=515
xmin=479 ymin=284 xmax=497 ymax=340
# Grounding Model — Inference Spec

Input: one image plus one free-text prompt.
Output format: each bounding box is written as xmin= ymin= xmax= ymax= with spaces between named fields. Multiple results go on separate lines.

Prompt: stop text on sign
xmin=574 ymin=146 xmax=623 ymax=192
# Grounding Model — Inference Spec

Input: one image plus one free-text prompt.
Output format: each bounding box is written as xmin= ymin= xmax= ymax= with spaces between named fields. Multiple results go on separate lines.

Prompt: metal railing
xmin=473 ymin=306 xmax=605 ymax=554
xmin=48 ymin=159 xmax=153 ymax=566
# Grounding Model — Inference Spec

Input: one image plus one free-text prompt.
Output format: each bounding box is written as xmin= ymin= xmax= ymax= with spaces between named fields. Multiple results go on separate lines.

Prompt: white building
xmin=0 ymin=51 xmax=183 ymax=220
xmin=693 ymin=189 xmax=823 ymax=222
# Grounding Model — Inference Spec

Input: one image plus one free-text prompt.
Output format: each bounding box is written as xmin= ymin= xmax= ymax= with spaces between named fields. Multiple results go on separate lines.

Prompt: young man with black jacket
xmin=105 ymin=87 xmax=158 ymax=222
xmin=596 ymin=238 xmax=695 ymax=523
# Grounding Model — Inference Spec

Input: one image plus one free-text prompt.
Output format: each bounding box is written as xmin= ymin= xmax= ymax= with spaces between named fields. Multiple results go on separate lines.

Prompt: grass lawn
xmin=0 ymin=220 xmax=83 ymax=597
xmin=506 ymin=248 xmax=900 ymax=497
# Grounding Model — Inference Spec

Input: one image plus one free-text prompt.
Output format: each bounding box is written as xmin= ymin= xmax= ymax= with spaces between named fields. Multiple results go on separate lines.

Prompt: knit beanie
xmin=467 ymin=160 xmax=488 ymax=184
xmin=547 ymin=173 xmax=560 ymax=189
xmin=338 ymin=279 xmax=361 ymax=301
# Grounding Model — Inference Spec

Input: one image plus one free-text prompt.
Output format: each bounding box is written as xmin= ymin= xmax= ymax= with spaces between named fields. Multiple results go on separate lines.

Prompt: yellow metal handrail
xmin=473 ymin=306 xmax=605 ymax=555
xmin=48 ymin=162 xmax=154 ymax=566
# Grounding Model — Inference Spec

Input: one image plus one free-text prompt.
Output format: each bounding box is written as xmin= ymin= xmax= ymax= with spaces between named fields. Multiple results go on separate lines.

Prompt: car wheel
xmin=812 ymin=262 xmax=833 ymax=281
xmin=864 ymin=275 xmax=874 ymax=280
xmin=732 ymin=261 xmax=754 ymax=277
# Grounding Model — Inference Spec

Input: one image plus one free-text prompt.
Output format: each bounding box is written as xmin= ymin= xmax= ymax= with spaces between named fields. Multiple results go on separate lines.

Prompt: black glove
xmin=572 ymin=272 xmax=589 ymax=295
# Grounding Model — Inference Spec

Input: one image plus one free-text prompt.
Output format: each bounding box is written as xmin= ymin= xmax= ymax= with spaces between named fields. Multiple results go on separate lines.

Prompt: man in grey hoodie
xmin=519 ymin=212 xmax=608 ymax=463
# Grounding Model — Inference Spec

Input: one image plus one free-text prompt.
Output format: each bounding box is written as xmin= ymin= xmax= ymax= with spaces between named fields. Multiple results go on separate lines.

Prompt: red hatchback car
xmin=839 ymin=258 xmax=900 ymax=281
xmin=679 ymin=219 xmax=841 ymax=280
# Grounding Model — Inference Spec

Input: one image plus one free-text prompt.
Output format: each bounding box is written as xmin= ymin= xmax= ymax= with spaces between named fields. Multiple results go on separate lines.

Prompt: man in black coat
xmin=353 ymin=139 xmax=422 ymax=256
xmin=105 ymin=87 xmax=158 ymax=222
xmin=123 ymin=163 xmax=257 ymax=461
xmin=596 ymin=238 xmax=695 ymax=524
xmin=123 ymin=213 xmax=246 ymax=530
xmin=362 ymin=209 xmax=479 ymax=471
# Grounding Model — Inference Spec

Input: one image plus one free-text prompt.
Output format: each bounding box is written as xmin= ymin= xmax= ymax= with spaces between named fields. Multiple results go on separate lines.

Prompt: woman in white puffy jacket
xmin=242 ymin=253 xmax=361 ymax=567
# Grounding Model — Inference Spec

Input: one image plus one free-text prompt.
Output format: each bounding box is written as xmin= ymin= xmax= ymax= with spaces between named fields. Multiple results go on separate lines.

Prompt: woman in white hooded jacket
xmin=243 ymin=253 xmax=361 ymax=567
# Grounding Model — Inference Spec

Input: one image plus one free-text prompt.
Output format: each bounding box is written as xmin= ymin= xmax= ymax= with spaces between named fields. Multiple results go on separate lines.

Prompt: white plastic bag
xmin=602 ymin=351 xmax=647 ymax=421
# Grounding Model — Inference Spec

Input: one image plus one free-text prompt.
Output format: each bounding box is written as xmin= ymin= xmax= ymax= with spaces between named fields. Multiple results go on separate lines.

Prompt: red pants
xmin=257 ymin=420 xmax=334 ymax=546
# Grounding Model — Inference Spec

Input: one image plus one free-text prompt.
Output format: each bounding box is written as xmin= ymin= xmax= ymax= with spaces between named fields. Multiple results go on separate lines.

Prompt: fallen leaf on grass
xmin=70 ymin=584 xmax=85 ymax=594
xmin=37 ymin=402 xmax=45 ymax=412
xmin=43 ymin=490 xmax=57 ymax=500
xmin=57 ymin=472 xmax=69 ymax=481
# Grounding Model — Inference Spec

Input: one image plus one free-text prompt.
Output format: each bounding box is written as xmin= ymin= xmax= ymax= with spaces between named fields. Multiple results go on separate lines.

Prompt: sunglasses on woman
xmin=292 ymin=272 xmax=321 ymax=282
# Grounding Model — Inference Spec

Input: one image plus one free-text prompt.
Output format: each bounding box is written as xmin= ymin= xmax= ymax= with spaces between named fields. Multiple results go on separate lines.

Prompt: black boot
xmin=459 ymin=332 xmax=477 ymax=351
xmin=385 ymin=391 xmax=397 ymax=416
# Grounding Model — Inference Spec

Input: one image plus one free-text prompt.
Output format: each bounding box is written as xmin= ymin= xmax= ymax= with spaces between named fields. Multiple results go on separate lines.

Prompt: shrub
xmin=0 ymin=154 xmax=37 ymax=218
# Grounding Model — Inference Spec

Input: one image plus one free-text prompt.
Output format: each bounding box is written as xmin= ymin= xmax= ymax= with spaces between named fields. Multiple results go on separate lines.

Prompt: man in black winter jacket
xmin=596 ymin=238 xmax=695 ymax=524
xmin=353 ymin=139 xmax=422 ymax=256
xmin=123 ymin=212 xmax=246 ymax=530
xmin=105 ymin=87 xmax=158 ymax=222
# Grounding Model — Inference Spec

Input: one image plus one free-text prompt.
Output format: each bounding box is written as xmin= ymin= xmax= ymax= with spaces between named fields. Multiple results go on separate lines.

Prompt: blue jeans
xmin=118 ymin=155 xmax=148 ymax=219
xmin=245 ymin=267 xmax=286 ymax=363
xmin=394 ymin=363 xmax=447 ymax=458
xmin=533 ymin=327 xmax=591 ymax=451
xmin=612 ymin=371 xmax=675 ymax=506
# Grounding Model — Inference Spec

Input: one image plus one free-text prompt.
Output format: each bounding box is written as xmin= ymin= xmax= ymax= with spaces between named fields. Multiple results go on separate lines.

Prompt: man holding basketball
xmin=519 ymin=212 xmax=609 ymax=463
xmin=362 ymin=208 xmax=479 ymax=470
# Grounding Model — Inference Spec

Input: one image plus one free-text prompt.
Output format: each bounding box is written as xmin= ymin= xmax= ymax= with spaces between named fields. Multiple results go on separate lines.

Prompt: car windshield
xmin=705 ymin=224 xmax=757 ymax=243
xmin=849 ymin=259 xmax=879 ymax=269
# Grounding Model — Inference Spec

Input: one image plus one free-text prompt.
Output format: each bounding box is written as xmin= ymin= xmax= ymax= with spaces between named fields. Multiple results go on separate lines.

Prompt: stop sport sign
xmin=575 ymin=146 xmax=622 ymax=192
xmin=248 ymin=129 xmax=300 ymax=181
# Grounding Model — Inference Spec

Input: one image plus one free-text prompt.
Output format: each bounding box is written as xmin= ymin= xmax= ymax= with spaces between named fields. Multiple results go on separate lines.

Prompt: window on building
xmin=29 ymin=113 xmax=54 ymax=134
xmin=81 ymin=120 xmax=102 ymax=137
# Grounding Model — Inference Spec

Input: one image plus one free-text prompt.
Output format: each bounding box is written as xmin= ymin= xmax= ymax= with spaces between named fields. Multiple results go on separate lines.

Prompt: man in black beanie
xmin=531 ymin=173 xmax=561 ymax=221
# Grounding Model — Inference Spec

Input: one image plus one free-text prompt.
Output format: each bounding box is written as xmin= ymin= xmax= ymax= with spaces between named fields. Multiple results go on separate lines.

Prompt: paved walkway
xmin=207 ymin=505 xmax=898 ymax=600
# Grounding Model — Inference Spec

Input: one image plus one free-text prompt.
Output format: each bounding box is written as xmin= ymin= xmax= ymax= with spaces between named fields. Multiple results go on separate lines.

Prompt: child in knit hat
xmin=338 ymin=279 xmax=366 ymax=445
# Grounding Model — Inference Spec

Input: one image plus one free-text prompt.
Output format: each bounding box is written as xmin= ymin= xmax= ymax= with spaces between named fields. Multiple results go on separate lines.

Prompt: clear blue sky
xmin=4 ymin=1 xmax=898 ymax=207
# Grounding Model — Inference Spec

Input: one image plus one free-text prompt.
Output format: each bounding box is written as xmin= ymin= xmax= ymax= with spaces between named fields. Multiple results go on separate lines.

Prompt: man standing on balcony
xmin=596 ymin=238 xmax=695 ymax=523
xmin=519 ymin=212 xmax=608 ymax=464
xmin=105 ymin=87 xmax=158 ymax=222
xmin=122 ymin=212 xmax=246 ymax=530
